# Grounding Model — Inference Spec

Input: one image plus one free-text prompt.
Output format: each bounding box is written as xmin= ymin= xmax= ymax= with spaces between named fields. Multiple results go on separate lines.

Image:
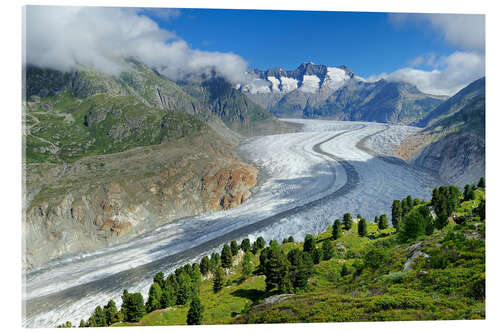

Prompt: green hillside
xmin=65 ymin=180 xmax=485 ymax=328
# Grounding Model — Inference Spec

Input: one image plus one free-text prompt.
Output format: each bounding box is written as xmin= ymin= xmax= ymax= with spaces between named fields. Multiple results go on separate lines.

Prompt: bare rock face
xmin=202 ymin=162 xmax=257 ymax=211
xmin=23 ymin=135 xmax=259 ymax=270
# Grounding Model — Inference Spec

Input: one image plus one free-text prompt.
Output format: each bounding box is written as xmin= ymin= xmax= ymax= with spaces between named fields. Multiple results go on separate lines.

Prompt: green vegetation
xmin=67 ymin=182 xmax=485 ymax=327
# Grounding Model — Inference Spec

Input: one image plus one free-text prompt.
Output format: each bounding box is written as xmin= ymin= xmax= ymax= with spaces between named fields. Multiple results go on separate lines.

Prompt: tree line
xmin=65 ymin=177 xmax=485 ymax=328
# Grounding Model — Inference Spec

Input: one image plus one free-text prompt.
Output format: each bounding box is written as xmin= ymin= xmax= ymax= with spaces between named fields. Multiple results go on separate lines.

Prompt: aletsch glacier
xmin=23 ymin=119 xmax=439 ymax=327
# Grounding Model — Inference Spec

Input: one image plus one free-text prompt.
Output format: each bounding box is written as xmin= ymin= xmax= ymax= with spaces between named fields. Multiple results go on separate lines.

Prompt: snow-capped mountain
xmin=237 ymin=62 xmax=447 ymax=124
xmin=238 ymin=62 xmax=357 ymax=95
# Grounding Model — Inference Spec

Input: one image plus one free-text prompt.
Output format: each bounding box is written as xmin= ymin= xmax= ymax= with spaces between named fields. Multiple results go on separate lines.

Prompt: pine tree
xmin=93 ymin=306 xmax=107 ymax=327
xmin=374 ymin=216 xmax=379 ymax=226
xmin=378 ymin=214 xmax=389 ymax=230
xmin=240 ymin=238 xmax=251 ymax=252
xmin=213 ymin=266 xmax=224 ymax=293
xmin=256 ymin=236 xmax=266 ymax=249
xmin=176 ymin=272 xmax=192 ymax=305
xmin=230 ymin=240 xmax=239 ymax=256
xmin=332 ymin=219 xmax=342 ymax=240
xmin=343 ymin=213 xmax=353 ymax=230
xmin=463 ymin=184 xmax=476 ymax=201
xmin=186 ymin=296 xmax=203 ymax=325
xmin=406 ymin=195 xmax=414 ymax=210
xmin=200 ymin=256 xmax=210 ymax=275
xmin=221 ymin=244 xmax=233 ymax=268
xmin=263 ymin=245 xmax=289 ymax=292
xmin=402 ymin=199 xmax=409 ymax=217
xmin=209 ymin=253 xmax=220 ymax=272
xmin=478 ymin=177 xmax=485 ymax=188
xmin=121 ymin=292 xmax=146 ymax=322
xmin=242 ymin=252 xmax=253 ymax=279
xmin=103 ymin=299 xmax=118 ymax=325
xmin=312 ymin=246 xmax=323 ymax=264
xmin=160 ymin=280 xmax=176 ymax=308
xmin=303 ymin=234 xmax=316 ymax=253
xmin=289 ymin=251 xmax=313 ymax=290
xmin=146 ymin=282 xmax=163 ymax=313
xmin=153 ymin=272 xmax=165 ymax=289
xmin=358 ymin=218 xmax=367 ymax=237
xmin=190 ymin=263 xmax=202 ymax=296
xmin=322 ymin=238 xmax=334 ymax=260
xmin=392 ymin=200 xmax=402 ymax=230
xmin=79 ymin=320 xmax=86 ymax=328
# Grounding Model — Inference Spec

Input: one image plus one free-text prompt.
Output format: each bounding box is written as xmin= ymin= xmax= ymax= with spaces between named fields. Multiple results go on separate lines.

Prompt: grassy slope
xmin=116 ymin=188 xmax=484 ymax=326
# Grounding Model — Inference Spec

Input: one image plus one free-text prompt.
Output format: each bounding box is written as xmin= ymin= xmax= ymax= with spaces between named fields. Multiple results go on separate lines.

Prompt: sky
xmin=25 ymin=6 xmax=485 ymax=95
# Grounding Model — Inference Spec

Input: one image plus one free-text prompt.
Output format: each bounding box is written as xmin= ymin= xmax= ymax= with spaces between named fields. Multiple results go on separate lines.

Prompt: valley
xmin=23 ymin=119 xmax=438 ymax=327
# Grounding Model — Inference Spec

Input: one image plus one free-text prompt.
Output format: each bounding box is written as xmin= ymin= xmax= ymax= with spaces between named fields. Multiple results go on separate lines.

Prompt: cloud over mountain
xmin=367 ymin=51 xmax=485 ymax=96
xmin=24 ymin=6 xmax=248 ymax=82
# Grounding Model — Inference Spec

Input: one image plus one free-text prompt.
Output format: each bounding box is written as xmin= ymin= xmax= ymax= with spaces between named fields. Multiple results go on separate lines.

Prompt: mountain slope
xmin=396 ymin=77 xmax=485 ymax=187
xmin=180 ymin=76 xmax=298 ymax=136
xmin=23 ymin=62 xmax=263 ymax=269
xmin=238 ymin=62 xmax=446 ymax=124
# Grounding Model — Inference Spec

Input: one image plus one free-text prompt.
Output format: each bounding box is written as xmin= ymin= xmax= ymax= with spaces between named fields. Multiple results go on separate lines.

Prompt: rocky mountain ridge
xmin=396 ymin=77 xmax=485 ymax=187
xmin=23 ymin=59 xmax=286 ymax=269
xmin=238 ymin=62 xmax=447 ymax=124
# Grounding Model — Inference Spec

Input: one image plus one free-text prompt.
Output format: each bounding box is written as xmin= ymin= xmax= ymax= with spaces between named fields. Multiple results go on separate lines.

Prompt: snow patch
xmin=323 ymin=67 xmax=350 ymax=90
xmin=280 ymin=76 xmax=299 ymax=93
xmin=299 ymin=75 xmax=320 ymax=93
xmin=267 ymin=76 xmax=281 ymax=93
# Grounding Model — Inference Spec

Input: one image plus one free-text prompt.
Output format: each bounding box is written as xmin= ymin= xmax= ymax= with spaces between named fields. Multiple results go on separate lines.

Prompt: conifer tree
xmin=190 ymin=263 xmax=202 ymax=296
xmin=392 ymin=200 xmax=402 ymax=230
xmin=303 ymin=234 xmax=316 ymax=253
xmin=255 ymin=236 xmax=266 ymax=249
xmin=153 ymin=272 xmax=165 ymax=289
xmin=322 ymin=238 xmax=334 ymax=260
xmin=242 ymin=252 xmax=253 ymax=279
xmin=213 ymin=266 xmax=224 ymax=293
xmin=103 ymin=299 xmax=118 ymax=325
xmin=160 ymin=280 xmax=176 ymax=308
xmin=186 ymin=296 xmax=203 ymax=325
xmin=146 ymin=282 xmax=163 ymax=313
xmin=209 ymin=253 xmax=220 ymax=272
xmin=176 ymin=272 xmax=192 ymax=305
xmin=200 ymin=256 xmax=210 ymax=275
xmin=378 ymin=214 xmax=389 ymax=230
xmin=374 ymin=216 xmax=379 ymax=226
xmin=358 ymin=218 xmax=367 ymax=237
xmin=312 ymin=246 xmax=323 ymax=264
xmin=240 ymin=238 xmax=251 ymax=252
xmin=221 ymin=244 xmax=233 ymax=268
xmin=230 ymin=240 xmax=239 ymax=256
xmin=478 ymin=177 xmax=485 ymax=188
xmin=287 ymin=236 xmax=295 ymax=243
xmin=343 ymin=213 xmax=353 ymax=230
xmin=332 ymin=219 xmax=342 ymax=240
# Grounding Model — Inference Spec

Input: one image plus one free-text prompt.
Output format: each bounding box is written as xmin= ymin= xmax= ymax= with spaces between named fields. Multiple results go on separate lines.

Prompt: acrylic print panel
xmin=22 ymin=4 xmax=485 ymax=328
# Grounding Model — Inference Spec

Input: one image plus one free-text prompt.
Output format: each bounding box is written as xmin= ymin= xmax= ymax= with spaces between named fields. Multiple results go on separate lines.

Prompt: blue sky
xmin=145 ymin=9 xmax=456 ymax=78
xmin=27 ymin=6 xmax=485 ymax=95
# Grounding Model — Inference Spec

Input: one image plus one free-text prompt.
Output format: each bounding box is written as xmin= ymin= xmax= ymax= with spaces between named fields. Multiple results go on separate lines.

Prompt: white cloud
xmin=389 ymin=13 xmax=485 ymax=52
xmin=24 ymin=6 xmax=248 ymax=82
xmin=367 ymin=51 xmax=485 ymax=96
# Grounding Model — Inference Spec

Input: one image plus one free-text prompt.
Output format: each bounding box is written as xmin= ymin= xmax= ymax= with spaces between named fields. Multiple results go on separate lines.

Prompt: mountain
xmin=238 ymin=62 xmax=446 ymax=124
xmin=396 ymin=77 xmax=485 ymax=187
xmin=23 ymin=60 xmax=287 ymax=269
xmin=178 ymin=76 xmax=297 ymax=136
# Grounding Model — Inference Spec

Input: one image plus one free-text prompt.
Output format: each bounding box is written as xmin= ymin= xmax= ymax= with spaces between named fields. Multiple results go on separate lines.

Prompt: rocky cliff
xmin=238 ymin=62 xmax=446 ymax=124
xmin=396 ymin=77 xmax=485 ymax=187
